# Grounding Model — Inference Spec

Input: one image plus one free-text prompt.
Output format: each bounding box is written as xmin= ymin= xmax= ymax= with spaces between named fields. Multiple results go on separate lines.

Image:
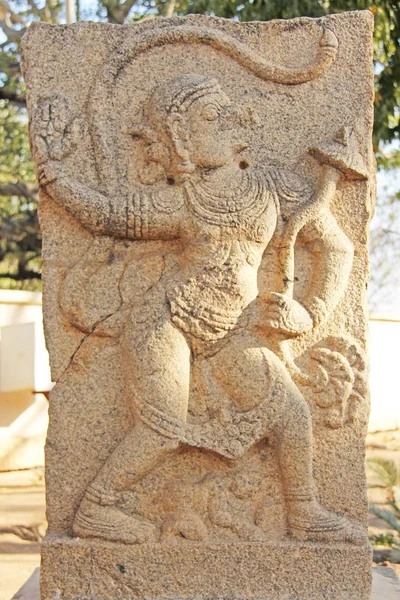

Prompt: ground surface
xmin=366 ymin=429 xmax=400 ymax=580
xmin=1 ymin=431 xmax=400 ymax=600
xmin=0 ymin=470 xmax=45 ymax=600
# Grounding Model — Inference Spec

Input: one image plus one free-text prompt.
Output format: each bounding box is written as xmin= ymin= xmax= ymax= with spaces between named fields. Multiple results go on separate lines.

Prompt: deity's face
xmin=142 ymin=75 xmax=248 ymax=183
xmin=182 ymin=89 xmax=241 ymax=169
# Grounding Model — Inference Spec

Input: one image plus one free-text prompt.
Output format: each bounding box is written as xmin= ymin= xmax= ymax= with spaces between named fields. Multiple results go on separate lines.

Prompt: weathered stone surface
xmin=11 ymin=567 xmax=400 ymax=600
xmin=40 ymin=537 xmax=372 ymax=599
xmin=22 ymin=10 xmax=375 ymax=599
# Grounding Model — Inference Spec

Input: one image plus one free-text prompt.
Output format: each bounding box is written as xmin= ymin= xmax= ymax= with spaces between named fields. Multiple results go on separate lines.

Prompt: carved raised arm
xmin=270 ymin=128 xmax=368 ymax=329
xmin=39 ymin=164 xmax=183 ymax=241
xmin=32 ymin=96 xmax=183 ymax=240
xmin=298 ymin=127 xmax=368 ymax=324
xmin=38 ymin=164 xmax=128 ymax=237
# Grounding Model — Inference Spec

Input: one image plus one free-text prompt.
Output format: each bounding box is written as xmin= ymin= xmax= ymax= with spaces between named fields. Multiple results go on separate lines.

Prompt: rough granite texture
xmin=22 ymin=11 xmax=375 ymax=599
xmin=12 ymin=567 xmax=400 ymax=600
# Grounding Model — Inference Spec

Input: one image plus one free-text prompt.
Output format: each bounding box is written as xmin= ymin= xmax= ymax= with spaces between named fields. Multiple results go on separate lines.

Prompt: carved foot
xmin=234 ymin=522 xmax=267 ymax=541
xmin=73 ymin=496 xmax=156 ymax=544
xmin=287 ymin=501 xmax=367 ymax=545
xmin=162 ymin=511 xmax=208 ymax=541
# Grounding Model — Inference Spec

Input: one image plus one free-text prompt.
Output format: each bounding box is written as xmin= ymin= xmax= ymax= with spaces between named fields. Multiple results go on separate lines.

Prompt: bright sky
xmin=371 ymin=168 xmax=400 ymax=315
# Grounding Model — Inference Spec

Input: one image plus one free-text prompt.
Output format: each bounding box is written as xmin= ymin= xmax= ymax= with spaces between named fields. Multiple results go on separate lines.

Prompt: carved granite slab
xmin=22 ymin=11 xmax=374 ymax=599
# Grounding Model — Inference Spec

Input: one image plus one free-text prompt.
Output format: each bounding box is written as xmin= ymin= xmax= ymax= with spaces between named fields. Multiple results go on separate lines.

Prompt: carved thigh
xmin=122 ymin=311 xmax=191 ymax=421
xmin=207 ymin=332 xmax=293 ymax=412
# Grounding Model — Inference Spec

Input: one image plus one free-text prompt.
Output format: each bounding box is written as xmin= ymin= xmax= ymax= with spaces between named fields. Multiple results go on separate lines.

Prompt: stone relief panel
xmin=23 ymin=12 xmax=373 ymax=558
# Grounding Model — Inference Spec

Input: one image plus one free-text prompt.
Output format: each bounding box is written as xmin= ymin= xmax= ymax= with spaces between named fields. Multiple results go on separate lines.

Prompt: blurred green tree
xmin=0 ymin=0 xmax=399 ymax=292
xmin=0 ymin=0 xmax=62 ymax=287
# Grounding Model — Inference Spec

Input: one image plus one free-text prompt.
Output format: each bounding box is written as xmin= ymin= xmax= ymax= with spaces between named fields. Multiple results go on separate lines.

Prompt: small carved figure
xmin=36 ymin=74 xmax=366 ymax=546
xmin=207 ymin=471 xmax=266 ymax=541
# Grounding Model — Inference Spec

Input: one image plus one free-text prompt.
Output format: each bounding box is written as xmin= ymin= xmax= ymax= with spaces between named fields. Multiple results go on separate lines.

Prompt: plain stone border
xmin=10 ymin=566 xmax=400 ymax=599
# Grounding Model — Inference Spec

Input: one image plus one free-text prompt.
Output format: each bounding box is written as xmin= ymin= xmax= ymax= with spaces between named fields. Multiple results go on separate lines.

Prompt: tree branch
xmin=0 ymin=181 xmax=37 ymax=199
xmin=0 ymin=20 xmax=25 ymax=43
xmin=0 ymin=270 xmax=41 ymax=280
xmin=25 ymin=0 xmax=43 ymax=19
xmin=105 ymin=0 xmax=137 ymax=23
xmin=0 ymin=87 xmax=26 ymax=105
xmin=119 ymin=0 xmax=137 ymax=19
xmin=165 ymin=0 xmax=175 ymax=18
xmin=0 ymin=0 xmax=26 ymax=25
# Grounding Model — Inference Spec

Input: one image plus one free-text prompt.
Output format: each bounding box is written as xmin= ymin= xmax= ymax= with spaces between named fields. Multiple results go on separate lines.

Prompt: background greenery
xmin=0 ymin=0 xmax=399 ymax=305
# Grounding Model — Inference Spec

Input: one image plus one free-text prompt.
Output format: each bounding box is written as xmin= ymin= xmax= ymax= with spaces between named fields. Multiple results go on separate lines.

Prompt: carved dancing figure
xmin=37 ymin=73 xmax=366 ymax=545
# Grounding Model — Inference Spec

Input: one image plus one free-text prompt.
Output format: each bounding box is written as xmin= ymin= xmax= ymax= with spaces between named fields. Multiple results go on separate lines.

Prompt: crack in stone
xmin=56 ymin=310 xmax=116 ymax=384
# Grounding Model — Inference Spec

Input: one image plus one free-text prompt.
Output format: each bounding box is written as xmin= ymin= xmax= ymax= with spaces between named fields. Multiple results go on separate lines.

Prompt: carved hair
xmin=132 ymin=74 xmax=225 ymax=185
xmin=167 ymin=76 xmax=221 ymax=114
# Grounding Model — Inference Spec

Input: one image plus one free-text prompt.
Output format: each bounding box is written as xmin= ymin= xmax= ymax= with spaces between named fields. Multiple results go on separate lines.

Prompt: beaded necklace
xmin=184 ymin=170 xmax=271 ymax=227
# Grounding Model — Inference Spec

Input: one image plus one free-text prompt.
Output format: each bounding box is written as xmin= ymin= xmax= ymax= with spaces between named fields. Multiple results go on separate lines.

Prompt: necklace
xmin=184 ymin=171 xmax=271 ymax=227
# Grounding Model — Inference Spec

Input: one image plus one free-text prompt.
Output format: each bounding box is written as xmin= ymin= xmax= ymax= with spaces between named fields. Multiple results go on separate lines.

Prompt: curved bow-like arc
xmin=109 ymin=25 xmax=338 ymax=86
xmin=88 ymin=23 xmax=338 ymax=191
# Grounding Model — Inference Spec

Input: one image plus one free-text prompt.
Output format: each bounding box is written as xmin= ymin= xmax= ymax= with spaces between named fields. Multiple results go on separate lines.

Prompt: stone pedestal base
xmin=40 ymin=535 xmax=372 ymax=599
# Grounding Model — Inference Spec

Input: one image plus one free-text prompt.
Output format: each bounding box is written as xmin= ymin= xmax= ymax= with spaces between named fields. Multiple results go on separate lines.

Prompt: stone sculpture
xmin=22 ymin=11 xmax=374 ymax=599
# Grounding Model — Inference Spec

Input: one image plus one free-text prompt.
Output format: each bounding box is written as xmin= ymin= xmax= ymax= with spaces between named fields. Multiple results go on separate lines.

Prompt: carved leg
xmin=278 ymin=384 xmax=366 ymax=544
xmin=73 ymin=315 xmax=191 ymax=544
xmin=275 ymin=384 xmax=315 ymax=502
xmin=73 ymin=421 xmax=179 ymax=544
xmin=208 ymin=334 xmax=367 ymax=545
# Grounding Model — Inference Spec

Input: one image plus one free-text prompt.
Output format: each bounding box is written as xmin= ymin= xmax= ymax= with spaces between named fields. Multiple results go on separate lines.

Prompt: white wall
xmin=0 ymin=322 xmax=52 ymax=393
xmin=0 ymin=289 xmax=42 ymax=328
xmin=369 ymin=315 xmax=400 ymax=432
xmin=0 ymin=290 xmax=50 ymax=471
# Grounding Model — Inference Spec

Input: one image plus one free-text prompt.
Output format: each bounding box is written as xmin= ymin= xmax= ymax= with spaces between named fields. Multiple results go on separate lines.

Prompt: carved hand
xmin=37 ymin=161 xmax=65 ymax=187
xmin=260 ymin=292 xmax=313 ymax=337
xmin=304 ymin=296 xmax=328 ymax=327
xmin=33 ymin=96 xmax=80 ymax=167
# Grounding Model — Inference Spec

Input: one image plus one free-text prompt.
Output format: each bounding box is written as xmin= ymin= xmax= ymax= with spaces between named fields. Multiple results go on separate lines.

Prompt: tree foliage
xmin=0 ymin=0 xmax=399 ymax=292
xmin=367 ymin=457 xmax=400 ymax=563
xmin=0 ymin=100 xmax=40 ymax=288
